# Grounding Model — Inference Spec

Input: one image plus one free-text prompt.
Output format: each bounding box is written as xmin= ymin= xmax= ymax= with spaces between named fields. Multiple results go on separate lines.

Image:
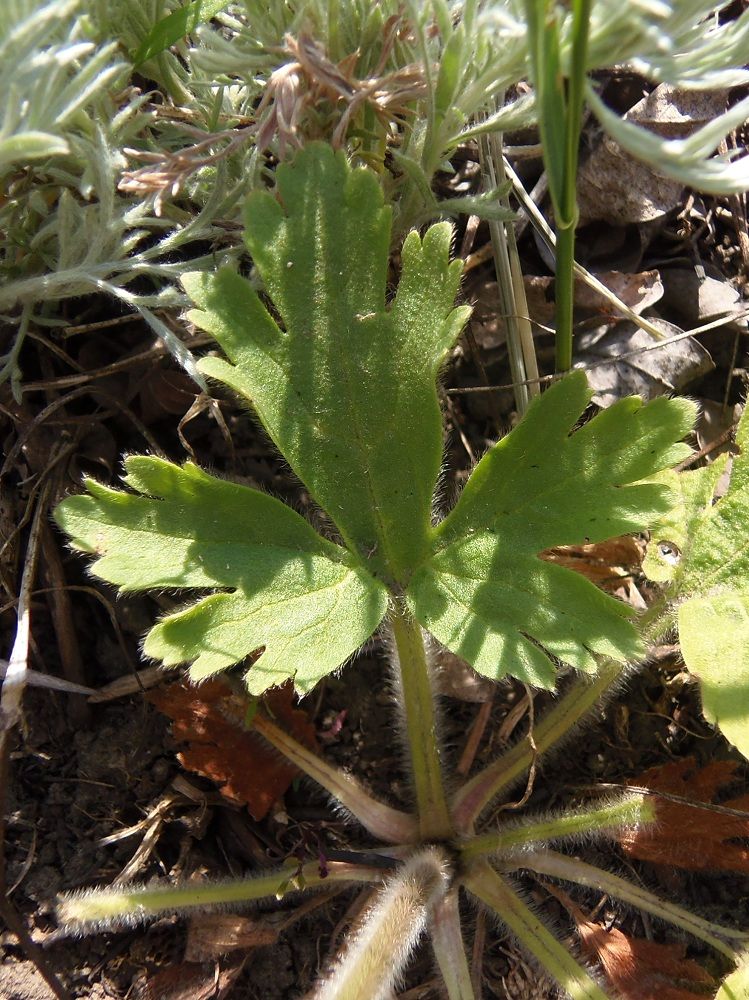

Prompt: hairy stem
xmin=464 ymin=861 xmax=610 ymax=1000
xmin=452 ymin=659 xmax=625 ymax=831
xmin=390 ymin=603 xmax=453 ymax=839
xmin=58 ymin=861 xmax=380 ymax=933
xmin=460 ymin=794 xmax=654 ymax=863
xmin=430 ymin=888 xmax=477 ymax=1000
xmin=310 ymin=848 xmax=449 ymax=1000
xmin=524 ymin=849 xmax=747 ymax=960
xmin=253 ymin=713 xmax=418 ymax=844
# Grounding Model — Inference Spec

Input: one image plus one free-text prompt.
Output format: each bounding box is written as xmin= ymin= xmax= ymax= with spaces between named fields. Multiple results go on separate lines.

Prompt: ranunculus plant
xmin=54 ymin=144 xmax=749 ymax=1000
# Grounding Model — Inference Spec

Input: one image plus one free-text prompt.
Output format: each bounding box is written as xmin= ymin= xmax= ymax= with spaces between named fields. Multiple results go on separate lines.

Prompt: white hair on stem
xmin=310 ymin=847 xmax=451 ymax=1000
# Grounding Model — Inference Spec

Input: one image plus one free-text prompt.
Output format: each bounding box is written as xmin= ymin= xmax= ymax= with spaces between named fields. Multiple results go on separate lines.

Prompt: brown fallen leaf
xmin=148 ymin=679 xmax=318 ymax=821
xmin=185 ymin=912 xmax=279 ymax=962
xmin=433 ymin=648 xmax=497 ymax=702
xmin=574 ymin=318 xmax=714 ymax=407
xmin=547 ymin=882 xmax=714 ymax=1000
xmin=541 ymin=536 xmax=644 ymax=593
xmin=577 ymin=84 xmax=729 ymax=224
xmin=136 ymin=956 xmax=244 ymax=1000
xmin=660 ymin=263 xmax=745 ymax=328
xmin=619 ymin=757 xmax=749 ymax=873
xmin=576 ymin=924 xmax=714 ymax=1000
xmin=469 ymin=270 xmax=663 ymax=352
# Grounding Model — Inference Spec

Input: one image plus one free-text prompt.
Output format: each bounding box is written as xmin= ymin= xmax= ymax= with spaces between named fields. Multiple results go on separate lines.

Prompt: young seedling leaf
xmin=184 ymin=143 xmax=470 ymax=584
xmin=55 ymin=457 xmax=387 ymax=694
xmin=671 ymin=405 xmax=749 ymax=757
xmin=408 ymin=372 xmax=695 ymax=687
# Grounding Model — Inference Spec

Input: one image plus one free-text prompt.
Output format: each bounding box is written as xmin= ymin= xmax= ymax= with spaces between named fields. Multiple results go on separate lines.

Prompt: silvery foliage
xmin=480 ymin=0 xmax=749 ymax=193
xmin=0 ymin=0 xmax=249 ymax=395
xmin=3 ymin=0 xmax=746 ymax=397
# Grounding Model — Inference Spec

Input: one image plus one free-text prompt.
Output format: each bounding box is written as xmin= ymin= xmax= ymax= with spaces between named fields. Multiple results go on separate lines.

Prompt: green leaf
xmin=132 ymin=0 xmax=230 ymax=66
xmin=435 ymin=188 xmax=516 ymax=223
xmin=716 ymin=960 xmax=749 ymax=1000
xmin=184 ymin=143 xmax=470 ymax=585
xmin=677 ymin=411 xmax=749 ymax=597
xmin=55 ymin=457 xmax=387 ymax=694
xmin=642 ymin=459 xmax=727 ymax=584
xmin=525 ymin=0 xmax=567 ymax=219
xmin=434 ymin=26 xmax=465 ymax=118
xmin=679 ymin=593 xmax=749 ymax=758
xmin=674 ymin=405 xmax=749 ymax=757
xmin=0 ymin=131 xmax=69 ymax=169
xmin=408 ymin=371 xmax=696 ymax=687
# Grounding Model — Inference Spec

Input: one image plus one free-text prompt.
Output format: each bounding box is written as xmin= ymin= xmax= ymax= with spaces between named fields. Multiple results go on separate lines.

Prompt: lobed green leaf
xmin=56 ymin=146 xmax=698 ymax=697
xmin=679 ymin=592 xmax=749 ymax=759
xmin=55 ymin=457 xmax=387 ymax=694
xmin=184 ymin=143 xmax=470 ymax=585
xmin=408 ymin=372 xmax=696 ymax=687
xmin=642 ymin=458 xmax=727 ymax=584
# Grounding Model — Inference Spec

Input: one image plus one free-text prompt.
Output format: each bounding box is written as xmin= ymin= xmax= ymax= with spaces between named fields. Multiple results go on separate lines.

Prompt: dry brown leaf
xmin=547 ymin=883 xmax=714 ymax=1000
xmin=577 ymin=85 xmax=729 ymax=224
xmin=660 ymin=264 xmax=745 ymax=328
xmin=136 ymin=957 xmax=244 ymax=1000
xmin=541 ymin=536 xmax=644 ymax=593
xmin=185 ymin=913 xmax=278 ymax=962
xmin=470 ymin=270 xmax=663 ymax=352
xmin=619 ymin=757 xmax=749 ymax=873
xmin=433 ymin=648 xmax=497 ymax=702
xmin=575 ymin=318 xmax=713 ymax=407
xmin=578 ymin=920 xmax=714 ymax=1000
xmin=148 ymin=679 xmax=318 ymax=821
xmin=139 ymin=367 xmax=198 ymax=422
xmin=574 ymin=270 xmax=664 ymax=315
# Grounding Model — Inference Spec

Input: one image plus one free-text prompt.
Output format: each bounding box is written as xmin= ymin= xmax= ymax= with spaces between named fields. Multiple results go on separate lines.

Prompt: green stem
xmin=463 ymin=862 xmax=610 ymax=1000
xmin=554 ymin=0 xmax=591 ymax=373
xmin=460 ymin=794 xmax=654 ymax=863
xmin=554 ymin=220 xmax=575 ymax=373
xmin=390 ymin=603 xmax=453 ymax=840
xmin=253 ymin=714 xmax=418 ymax=844
xmin=524 ymin=849 xmax=747 ymax=961
xmin=58 ymin=861 xmax=380 ymax=933
xmin=452 ymin=659 xmax=625 ymax=832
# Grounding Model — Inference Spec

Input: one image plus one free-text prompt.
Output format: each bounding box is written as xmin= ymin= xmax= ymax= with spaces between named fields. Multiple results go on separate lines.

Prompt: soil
xmin=2 ymin=125 xmax=749 ymax=999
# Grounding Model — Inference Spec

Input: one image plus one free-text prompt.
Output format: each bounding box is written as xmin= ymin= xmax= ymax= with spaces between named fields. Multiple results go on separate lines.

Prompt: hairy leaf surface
xmin=56 ymin=145 xmax=697 ymax=695
xmin=408 ymin=372 xmax=695 ymax=686
xmin=674 ymin=405 xmax=749 ymax=756
xmin=55 ymin=457 xmax=387 ymax=693
xmin=183 ymin=143 xmax=470 ymax=584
